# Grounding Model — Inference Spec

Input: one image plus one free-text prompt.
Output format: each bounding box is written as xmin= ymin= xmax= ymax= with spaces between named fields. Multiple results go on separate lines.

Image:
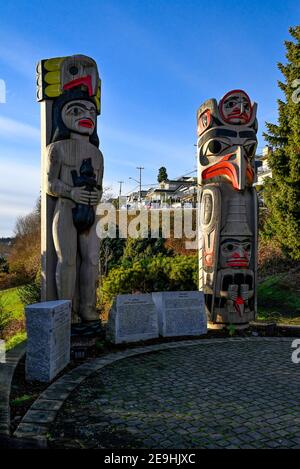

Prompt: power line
xmin=125 ymin=184 xmax=139 ymax=196
xmin=177 ymin=168 xmax=197 ymax=178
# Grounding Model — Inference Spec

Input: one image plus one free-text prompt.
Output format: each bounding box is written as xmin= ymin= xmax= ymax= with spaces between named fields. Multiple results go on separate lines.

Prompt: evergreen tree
xmin=263 ymin=26 xmax=300 ymax=260
xmin=157 ymin=166 xmax=168 ymax=183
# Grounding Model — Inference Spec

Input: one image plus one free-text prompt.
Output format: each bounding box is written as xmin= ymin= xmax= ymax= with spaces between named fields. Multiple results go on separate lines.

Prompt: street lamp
xmin=129 ymin=166 xmax=144 ymax=202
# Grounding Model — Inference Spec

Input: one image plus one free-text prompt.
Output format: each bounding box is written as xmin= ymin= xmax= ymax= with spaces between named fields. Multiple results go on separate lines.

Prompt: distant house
xmin=255 ymin=146 xmax=273 ymax=186
xmin=146 ymin=176 xmax=197 ymax=207
xmin=127 ymin=190 xmax=149 ymax=204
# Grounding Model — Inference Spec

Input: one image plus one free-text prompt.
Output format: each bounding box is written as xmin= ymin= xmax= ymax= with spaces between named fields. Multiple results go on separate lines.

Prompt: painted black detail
xmin=51 ymin=89 xmax=99 ymax=147
xmin=71 ymin=158 xmax=100 ymax=233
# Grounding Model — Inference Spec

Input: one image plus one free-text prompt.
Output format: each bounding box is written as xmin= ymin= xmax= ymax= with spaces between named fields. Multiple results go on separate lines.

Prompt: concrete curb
xmin=12 ymin=336 xmax=294 ymax=447
xmin=0 ymin=341 xmax=27 ymax=436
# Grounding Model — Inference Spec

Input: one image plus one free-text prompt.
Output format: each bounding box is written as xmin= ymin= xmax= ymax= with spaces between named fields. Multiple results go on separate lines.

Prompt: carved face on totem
xmin=37 ymin=54 xmax=101 ymax=146
xmin=197 ymin=90 xmax=258 ymax=191
xmin=219 ymin=238 xmax=252 ymax=269
xmin=219 ymin=90 xmax=252 ymax=124
xmin=61 ymin=100 xmax=97 ymax=136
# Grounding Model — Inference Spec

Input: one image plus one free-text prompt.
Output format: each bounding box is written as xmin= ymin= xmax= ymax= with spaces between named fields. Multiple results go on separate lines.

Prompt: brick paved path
xmin=49 ymin=338 xmax=300 ymax=449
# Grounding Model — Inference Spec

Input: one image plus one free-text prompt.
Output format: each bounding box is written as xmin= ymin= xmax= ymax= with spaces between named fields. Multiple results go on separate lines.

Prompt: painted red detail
xmin=197 ymin=109 xmax=211 ymax=136
xmin=234 ymin=296 xmax=244 ymax=316
xmin=226 ymin=251 xmax=249 ymax=268
xmin=219 ymin=89 xmax=252 ymax=124
xmin=63 ymin=75 xmax=93 ymax=96
xmin=204 ymin=253 xmax=213 ymax=267
xmin=201 ymin=153 xmax=239 ymax=189
xmin=226 ymin=261 xmax=249 ymax=267
xmin=78 ymin=118 xmax=94 ymax=129
xmin=246 ymin=165 xmax=254 ymax=183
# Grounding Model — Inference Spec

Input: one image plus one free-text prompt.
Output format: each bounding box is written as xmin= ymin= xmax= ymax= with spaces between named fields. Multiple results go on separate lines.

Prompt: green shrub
xmin=121 ymin=236 xmax=172 ymax=264
xmin=0 ymin=256 xmax=9 ymax=273
xmin=100 ymin=253 xmax=198 ymax=315
xmin=5 ymin=332 xmax=26 ymax=350
xmin=18 ymin=269 xmax=41 ymax=306
xmin=99 ymin=231 xmax=126 ymax=276
xmin=0 ymin=299 xmax=11 ymax=336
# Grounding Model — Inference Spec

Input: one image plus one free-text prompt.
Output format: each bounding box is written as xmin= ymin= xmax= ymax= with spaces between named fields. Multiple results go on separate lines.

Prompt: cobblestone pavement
xmin=49 ymin=339 xmax=300 ymax=449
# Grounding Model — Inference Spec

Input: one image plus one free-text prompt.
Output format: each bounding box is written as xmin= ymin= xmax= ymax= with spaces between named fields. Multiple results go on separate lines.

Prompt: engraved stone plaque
xmin=106 ymin=294 xmax=159 ymax=344
xmin=25 ymin=300 xmax=71 ymax=382
xmin=152 ymin=291 xmax=207 ymax=337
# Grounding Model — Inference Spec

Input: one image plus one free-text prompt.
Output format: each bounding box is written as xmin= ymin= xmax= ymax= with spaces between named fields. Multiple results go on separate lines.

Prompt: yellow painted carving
xmin=45 ymin=84 xmax=62 ymax=97
xmin=95 ymin=97 xmax=100 ymax=113
xmin=95 ymin=82 xmax=101 ymax=113
xmin=44 ymin=57 xmax=65 ymax=72
xmin=45 ymin=71 xmax=61 ymax=85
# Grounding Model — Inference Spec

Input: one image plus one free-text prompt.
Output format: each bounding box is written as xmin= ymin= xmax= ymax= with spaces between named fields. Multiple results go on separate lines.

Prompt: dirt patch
xmin=3 ymin=318 xmax=25 ymax=341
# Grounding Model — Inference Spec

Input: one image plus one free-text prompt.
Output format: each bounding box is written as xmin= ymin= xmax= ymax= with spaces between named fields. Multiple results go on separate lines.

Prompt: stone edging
xmin=12 ymin=336 xmax=294 ymax=447
xmin=0 ymin=341 xmax=27 ymax=436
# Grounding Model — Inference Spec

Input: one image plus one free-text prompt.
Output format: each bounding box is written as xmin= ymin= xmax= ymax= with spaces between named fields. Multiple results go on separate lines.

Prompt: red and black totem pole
xmin=197 ymin=90 xmax=258 ymax=327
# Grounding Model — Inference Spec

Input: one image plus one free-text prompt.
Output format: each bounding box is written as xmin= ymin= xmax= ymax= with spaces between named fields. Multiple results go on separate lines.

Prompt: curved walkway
xmin=45 ymin=337 xmax=300 ymax=449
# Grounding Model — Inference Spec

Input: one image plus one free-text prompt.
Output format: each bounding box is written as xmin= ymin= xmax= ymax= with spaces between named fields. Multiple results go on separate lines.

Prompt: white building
xmin=256 ymin=146 xmax=273 ymax=186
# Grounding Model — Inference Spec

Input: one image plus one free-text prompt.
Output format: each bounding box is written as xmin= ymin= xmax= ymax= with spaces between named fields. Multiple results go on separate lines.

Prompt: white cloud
xmin=0 ymin=30 xmax=38 ymax=79
xmin=0 ymin=115 xmax=40 ymax=142
xmin=0 ymin=159 xmax=40 ymax=195
xmin=0 ymin=202 xmax=37 ymax=237
xmin=0 ymin=160 xmax=40 ymax=236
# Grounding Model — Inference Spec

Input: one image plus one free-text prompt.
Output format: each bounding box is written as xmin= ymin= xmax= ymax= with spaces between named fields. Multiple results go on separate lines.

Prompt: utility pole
xmin=129 ymin=167 xmax=144 ymax=203
xmin=118 ymin=180 xmax=124 ymax=196
xmin=136 ymin=166 xmax=144 ymax=202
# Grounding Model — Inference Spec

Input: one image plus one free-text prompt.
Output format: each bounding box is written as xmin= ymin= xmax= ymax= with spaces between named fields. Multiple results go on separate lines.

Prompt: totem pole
xmin=197 ymin=90 xmax=258 ymax=327
xmin=37 ymin=55 xmax=103 ymax=323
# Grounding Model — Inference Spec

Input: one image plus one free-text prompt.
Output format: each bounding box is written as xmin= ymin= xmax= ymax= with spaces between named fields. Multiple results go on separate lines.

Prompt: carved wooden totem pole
xmin=197 ymin=90 xmax=258 ymax=327
xmin=37 ymin=55 xmax=103 ymax=323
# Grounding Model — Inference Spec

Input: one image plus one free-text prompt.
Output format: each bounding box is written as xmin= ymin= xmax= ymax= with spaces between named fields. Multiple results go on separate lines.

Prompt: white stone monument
xmin=152 ymin=291 xmax=207 ymax=337
xmin=106 ymin=294 xmax=159 ymax=344
xmin=25 ymin=300 xmax=71 ymax=382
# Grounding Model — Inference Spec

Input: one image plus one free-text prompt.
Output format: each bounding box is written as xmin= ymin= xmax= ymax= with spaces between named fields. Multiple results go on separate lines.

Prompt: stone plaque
xmin=25 ymin=300 xmax=71 ymax=382
xmin=106 ymin=294 xmax=159 ymax=344
xmin=152 ymin=291 xmax=207 ymax=337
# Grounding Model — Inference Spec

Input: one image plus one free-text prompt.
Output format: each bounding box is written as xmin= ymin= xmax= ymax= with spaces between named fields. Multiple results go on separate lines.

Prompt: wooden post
xmin=37 ymin=55 xmax=103 ymax=322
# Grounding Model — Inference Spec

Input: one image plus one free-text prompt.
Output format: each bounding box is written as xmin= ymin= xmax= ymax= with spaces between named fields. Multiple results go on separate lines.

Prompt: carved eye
xmin=208 ymin=140 xmax=222 ymax=154
xmin=69 ymin=66 xmax=79 ymax=75
xmin=73 ymin=107 xmax=79 ymax=116
xmin=227 ymin=244 xmax=234 ymax=251
xmin=245 ymin=244 xmax=251 ymax=252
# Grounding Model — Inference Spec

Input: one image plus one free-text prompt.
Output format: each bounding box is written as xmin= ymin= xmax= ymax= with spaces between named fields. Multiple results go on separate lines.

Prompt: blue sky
xmin=0 ymin=0 xmax=299 ymax=236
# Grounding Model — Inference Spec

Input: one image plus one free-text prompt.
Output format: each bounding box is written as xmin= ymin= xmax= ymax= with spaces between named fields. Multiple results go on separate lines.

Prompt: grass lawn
xmin=257 ymin=273 xmax=300 ymax=325
xmin=0 ymin=287 xmax=24 ymax=319
xmin=0 ymin=287 xmax=26 ymax=349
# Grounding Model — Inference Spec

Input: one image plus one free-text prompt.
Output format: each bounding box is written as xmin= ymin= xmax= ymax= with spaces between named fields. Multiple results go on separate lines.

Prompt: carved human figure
xmin=197 ymin=89 xmax=258 ymax=326
xmin=46 ymin=95 xmax=103 ymax=321
xmin=37 ymin=55 xmax=103 ymax=323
